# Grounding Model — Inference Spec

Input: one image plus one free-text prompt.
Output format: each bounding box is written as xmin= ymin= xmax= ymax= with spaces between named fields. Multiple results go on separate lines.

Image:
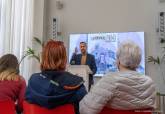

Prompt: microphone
xmin=71 ymin=60 xmax=75 ymax=65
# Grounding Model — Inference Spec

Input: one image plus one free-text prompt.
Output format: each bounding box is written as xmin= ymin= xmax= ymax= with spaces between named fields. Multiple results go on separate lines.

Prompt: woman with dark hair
xmin=25 ymin=40 xmax=87 ymax=114
xmin=0 ymin=54 xmax=26 ymax=113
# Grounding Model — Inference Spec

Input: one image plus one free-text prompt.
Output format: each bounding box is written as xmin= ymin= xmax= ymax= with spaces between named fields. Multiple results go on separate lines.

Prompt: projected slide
xmin=69 ymin=32 xmax=145 ymax=76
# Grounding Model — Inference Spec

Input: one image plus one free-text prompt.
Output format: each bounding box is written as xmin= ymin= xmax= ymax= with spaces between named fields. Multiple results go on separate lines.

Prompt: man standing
xmin=70 ymin=42 xmax=97 ymax=91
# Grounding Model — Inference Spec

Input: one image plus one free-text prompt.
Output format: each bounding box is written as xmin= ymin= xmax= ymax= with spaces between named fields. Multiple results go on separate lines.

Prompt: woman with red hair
xmin=25 ymin=40 xmax=87 ymax=114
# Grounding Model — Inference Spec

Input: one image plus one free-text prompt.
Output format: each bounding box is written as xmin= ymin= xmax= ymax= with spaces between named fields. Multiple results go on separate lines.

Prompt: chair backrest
xmin=0 ymin=100 xmax=16 ymax=114
xmin=156 ymin=93 xmax=165 ymax=114
xmin=23 ymin=101 xmax=75 ymax=114
xmin=99 ymin=107 xmax=152 ymax=114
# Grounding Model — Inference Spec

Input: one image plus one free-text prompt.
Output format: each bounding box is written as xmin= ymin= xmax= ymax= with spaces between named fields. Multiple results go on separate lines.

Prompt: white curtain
xmin=0 ymin=0 xmax=34 ymax=82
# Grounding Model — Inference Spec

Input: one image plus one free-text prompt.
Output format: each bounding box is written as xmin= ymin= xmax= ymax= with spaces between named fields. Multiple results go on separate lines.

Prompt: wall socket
xmin=56 ymin=1 xmax=63 ymax=10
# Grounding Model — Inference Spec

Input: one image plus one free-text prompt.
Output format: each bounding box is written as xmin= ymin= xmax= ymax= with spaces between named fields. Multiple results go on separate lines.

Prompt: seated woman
xmin=0 ymin=54 xmax=26 ymax=113
xmin=25 ymin=40 xmax=87 ymax=114
xmin=80 ymin=41 xmax=156 ymax=114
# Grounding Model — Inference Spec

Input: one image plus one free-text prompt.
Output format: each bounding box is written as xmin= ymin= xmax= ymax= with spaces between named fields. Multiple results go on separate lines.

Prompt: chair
xmin=99 ymin=107 xmax=152 ymax=114
xmin=23 ymin=101 xmax=75 ymax=114
xmin=156 ymin=92 xmax=165 ymax=114
xmin=0 ymin=100 xmax=16 ymax=114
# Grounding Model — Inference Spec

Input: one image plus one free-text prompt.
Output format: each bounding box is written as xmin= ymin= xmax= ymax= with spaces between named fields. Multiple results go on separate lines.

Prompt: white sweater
xmin=80 ymin=71 xmax=156 ymax=114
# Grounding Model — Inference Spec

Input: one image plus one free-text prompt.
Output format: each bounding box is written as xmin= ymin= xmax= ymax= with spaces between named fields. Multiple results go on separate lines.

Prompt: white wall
xmin=32 ymin=0 xmax=46 ymax=73
xmin=33 ymin=0 xmax=45 ymax=39
xmin=43 ymin=0 xmax=165 ymax=93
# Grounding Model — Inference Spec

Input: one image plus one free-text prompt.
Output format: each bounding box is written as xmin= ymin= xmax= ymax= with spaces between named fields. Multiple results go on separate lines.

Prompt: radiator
xmin=156 ymin=93 xmax=165 ymax=114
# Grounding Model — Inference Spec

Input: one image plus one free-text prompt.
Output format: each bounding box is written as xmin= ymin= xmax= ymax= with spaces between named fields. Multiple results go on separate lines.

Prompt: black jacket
xmin=70 ymin=53 xmax=97 ymax=86
xmin=70 ymin=53 xmax=97 ymax=75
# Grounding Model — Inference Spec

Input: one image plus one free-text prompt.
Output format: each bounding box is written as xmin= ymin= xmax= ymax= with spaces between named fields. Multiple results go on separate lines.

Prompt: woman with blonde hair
xmin=80 ymin=41 xmax=156 ymax=114
xmin=0 ymin=54 xmax=26 ymax=113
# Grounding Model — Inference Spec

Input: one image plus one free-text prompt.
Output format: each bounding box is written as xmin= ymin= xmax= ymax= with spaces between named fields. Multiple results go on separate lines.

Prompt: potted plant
xmin=148 ymin=37 xmax=165 ymax=83
xmin=19 ymin=37 xmax=44 ymax=65
xmin=148 ymin=37 xmax=165 ymax=111
xmin=148 ymin=38 xmax=165 ymax=65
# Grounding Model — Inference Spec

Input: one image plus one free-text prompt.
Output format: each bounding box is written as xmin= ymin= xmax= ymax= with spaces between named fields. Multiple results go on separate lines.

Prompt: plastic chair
xmin=0 ymin=100 xmax=16 ymax=114
xmin=23 ymin=101 xmax=75 ymax=114
xmin=99 ymin=107 xmax=152 ymax=114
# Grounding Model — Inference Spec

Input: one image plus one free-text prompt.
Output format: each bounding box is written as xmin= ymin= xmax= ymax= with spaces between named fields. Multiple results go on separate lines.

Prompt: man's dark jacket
xmin=70 ymin=53 xmax=97 ymax=85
